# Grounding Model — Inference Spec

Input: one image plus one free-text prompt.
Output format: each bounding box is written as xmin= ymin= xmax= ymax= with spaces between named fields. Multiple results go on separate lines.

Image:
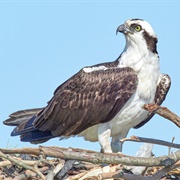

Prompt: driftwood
xmin=0 ymin=104 xmax=180 ymax=179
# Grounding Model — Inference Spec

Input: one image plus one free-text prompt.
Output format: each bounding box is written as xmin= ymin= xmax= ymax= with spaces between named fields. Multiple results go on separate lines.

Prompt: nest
xmin=0 ymin=147 xmax=180 ymax=180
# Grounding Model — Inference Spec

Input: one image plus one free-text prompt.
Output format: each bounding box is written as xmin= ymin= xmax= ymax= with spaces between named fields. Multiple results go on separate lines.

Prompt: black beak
xmin=116 ymin=24 xmax=132 ymax=35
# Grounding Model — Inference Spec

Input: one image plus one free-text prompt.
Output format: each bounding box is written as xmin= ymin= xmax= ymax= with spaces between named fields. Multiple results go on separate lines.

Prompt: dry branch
xmin=0 ymin=146 xmax=180 ymax=167
xmin=0 ymin=147 xmax=40 ymax=156
xmin=143 ymin=104 xmax=180 ymax=128
xmin=39 ymin=146 xmax=180 ymax=167
xmin=120 ymin=135 xmax=180 ymax=149
xmin=98 ymin=162 xmax=180 ymax=180
xmin=46 ymin=160 xmax=65 ymax=180
xmin=0 ymin=150 xmax=45 ymax=179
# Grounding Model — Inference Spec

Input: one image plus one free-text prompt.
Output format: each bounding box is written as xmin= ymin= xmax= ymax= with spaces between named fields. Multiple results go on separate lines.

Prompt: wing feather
xmin=134 ymin=74 xmax=171 ymax=129
xmin=34 ymin=67 xmax=138 ymax=136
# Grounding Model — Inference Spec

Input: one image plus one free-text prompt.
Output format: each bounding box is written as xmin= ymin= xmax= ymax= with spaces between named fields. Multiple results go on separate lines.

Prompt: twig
xmin=73 ymin=161 xmax=98 ymax=170
xmin=168 ymin=137 xmax=175 ymax=156
xmin=0 ymin=150 xmax=45 ymax=180
xmin=143 ymin=104 xmax=180 ymax=128
xmin=120 ymin=136 xmax=180 ymax=149
xmin=66 ymin=172 xmax=87 ymax=180
xmin=0 ymin=147 xmax=40 ymax=155
xmin=46 ymin=160 xmax=65 ymax=180
xmin=13 ymin=167 xmax=49 ymax=180
xmin=151 ymin=162 xmax=180 ymax=179
xmin=56 ymin=160 xmax=76 ymax=179
xmin=13 ymin=170 xmax=37 ymax=180
xmin=0 ymin=159 xmax=38 ymax=167
xmin=99 ymin=162 xmax=180 ymax=180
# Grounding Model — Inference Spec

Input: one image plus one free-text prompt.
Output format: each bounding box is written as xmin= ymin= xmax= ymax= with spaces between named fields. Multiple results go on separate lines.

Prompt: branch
xmin=0 ymin=150 xmax=45 ymax=179
xmin=143 ymin=104 xmax=180 ymax=128
xmin=0 ymin=159 xmax=38 ymax=167
xmin=120 ymin=135 xmax=180 ymax=149
xmin=39 ymin=146 xmax=180 ymax=167
xmin=1 ymin=146 xmax=180 ymax=167
xmin=46 ymin=160 xmax=65 ymax=180
xmin=0 ymin=147 xmax=40 ymax=156
xmin=101 ymin=161 xmax=180 ymax=180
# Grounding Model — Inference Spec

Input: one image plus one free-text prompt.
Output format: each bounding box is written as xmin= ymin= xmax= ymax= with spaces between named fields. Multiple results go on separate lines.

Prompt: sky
xmin=0 ymin=1 xmax=180 ymax=157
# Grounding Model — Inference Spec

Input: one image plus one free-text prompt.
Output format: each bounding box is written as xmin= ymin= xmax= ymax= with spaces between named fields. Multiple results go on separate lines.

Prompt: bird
xmin=3 ymin=18 xmax=171 ymax=153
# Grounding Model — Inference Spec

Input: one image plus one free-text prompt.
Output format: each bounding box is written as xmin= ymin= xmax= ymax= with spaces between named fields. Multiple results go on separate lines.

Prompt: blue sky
xmin=0 ymin=1 xmax=180 ymax=156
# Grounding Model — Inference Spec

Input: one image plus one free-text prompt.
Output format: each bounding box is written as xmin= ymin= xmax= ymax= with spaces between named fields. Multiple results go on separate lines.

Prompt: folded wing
xmin=4 ymin=67 xmax=138 ymax=143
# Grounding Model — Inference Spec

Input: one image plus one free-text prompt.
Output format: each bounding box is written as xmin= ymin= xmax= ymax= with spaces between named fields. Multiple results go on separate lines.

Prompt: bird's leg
xmin=111 ymin=131 xmax=129 ymax=153
xmin=98 ymin=123 xmax=112 ymax=153
xmin=111 ymin=138 xmax=123 ymax=153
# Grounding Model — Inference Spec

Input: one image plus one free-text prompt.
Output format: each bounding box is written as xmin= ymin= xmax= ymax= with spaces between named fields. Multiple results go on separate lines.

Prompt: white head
xmin=117 ymin=19 xmax=158 ymax=54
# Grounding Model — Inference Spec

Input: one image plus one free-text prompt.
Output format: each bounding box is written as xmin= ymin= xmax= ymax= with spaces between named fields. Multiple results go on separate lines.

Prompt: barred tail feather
xmin=3 ymin=108 xmax=42 ymax=126
xmin=3 ymin=108 xmax=55 ymax=144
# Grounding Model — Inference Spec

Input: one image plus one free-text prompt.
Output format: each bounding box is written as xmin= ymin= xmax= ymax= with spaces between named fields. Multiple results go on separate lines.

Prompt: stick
xmin=143 ymin=104 xmax=180 ymax=128
xmin=120 ymin=136 xmax=180 ymax=149
xmin=0 ymin=150 xmax=45 ymax=180
xmin=1 ymin=146 xmax=180 ymax=167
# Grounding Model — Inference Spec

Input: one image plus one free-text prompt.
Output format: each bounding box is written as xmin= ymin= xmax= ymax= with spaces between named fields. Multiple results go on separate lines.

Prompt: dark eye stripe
xmin=130 ymin=23 xmax=142 ymax=31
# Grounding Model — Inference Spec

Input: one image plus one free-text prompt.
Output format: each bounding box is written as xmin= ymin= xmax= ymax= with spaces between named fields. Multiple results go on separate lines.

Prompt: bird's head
xmin=117 ymin=19 xmax=158 ymax=54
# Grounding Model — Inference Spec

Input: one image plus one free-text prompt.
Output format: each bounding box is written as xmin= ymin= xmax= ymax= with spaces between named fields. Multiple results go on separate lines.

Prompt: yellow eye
xmin=135 ymin=25 xmax=141 ymax=32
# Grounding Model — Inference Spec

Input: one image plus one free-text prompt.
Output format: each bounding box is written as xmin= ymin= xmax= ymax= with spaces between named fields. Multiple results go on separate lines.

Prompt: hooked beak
xmin=116 ymin=24 xmax=132 ymax=35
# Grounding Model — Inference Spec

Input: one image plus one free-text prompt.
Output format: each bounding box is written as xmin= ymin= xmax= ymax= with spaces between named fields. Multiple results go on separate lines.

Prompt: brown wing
xmin=134 ymin=74 xmax=171 ymax=129
xmin=34 ymin=67 xmax=138 ymax=136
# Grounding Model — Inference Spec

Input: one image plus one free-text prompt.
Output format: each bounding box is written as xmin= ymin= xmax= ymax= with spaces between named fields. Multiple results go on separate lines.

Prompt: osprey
xmin=4 ymin=19 xmax=171 ymax=153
